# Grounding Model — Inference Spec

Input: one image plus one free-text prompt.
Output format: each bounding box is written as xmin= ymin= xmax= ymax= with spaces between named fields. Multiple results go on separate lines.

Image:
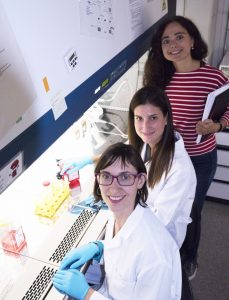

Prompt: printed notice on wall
xmin=143 ymin=0 xmax=168 ymax=30
xmin=128 ymin=0 xmax=144 ymax=39
xmin=0 ymin=7 xmax=36 ymax=140
xmin=125 ymin=0 xmax=167 ymax=41
xmin=79 ymin=0 xmax=115 ymax=39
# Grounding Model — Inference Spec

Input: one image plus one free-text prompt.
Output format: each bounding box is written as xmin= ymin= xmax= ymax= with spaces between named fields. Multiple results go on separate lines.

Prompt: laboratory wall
xmin=176 ymin=0 xmax=229 ymax=67
xmin=0 ymin=0 xmax=176 ymax=193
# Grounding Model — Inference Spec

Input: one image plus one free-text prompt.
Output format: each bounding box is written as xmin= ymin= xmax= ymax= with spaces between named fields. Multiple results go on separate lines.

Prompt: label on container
xmin=14 ymin=226 xmax=25 ymax=247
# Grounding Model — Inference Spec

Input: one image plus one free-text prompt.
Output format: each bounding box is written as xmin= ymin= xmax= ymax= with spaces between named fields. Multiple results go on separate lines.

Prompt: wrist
xmin=90 ymin=241 xmax=103 ymax=261
xmin=86 ymin=157 xmax=93 ymax=165
xmin=84 ymin=287 xmax=95 ymax=300
xmin=217 ymin=122 xmax=223 ymax=132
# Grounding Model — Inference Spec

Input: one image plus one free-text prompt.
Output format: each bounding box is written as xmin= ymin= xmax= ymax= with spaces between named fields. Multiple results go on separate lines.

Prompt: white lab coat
xmin=142 ymin=132 xmax=197 ymax=248
xmin=90 ymin=205 xmax=182 ymax=300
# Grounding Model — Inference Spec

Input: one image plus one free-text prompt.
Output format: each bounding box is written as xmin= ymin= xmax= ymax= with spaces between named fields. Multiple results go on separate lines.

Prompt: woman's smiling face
xmin=161 ymin=21 xmax=194 ymax=64
xmin=98 ymin=158 xmax=145 ymax=217
xmin=134 ymin=103 xmax=167 ymax=148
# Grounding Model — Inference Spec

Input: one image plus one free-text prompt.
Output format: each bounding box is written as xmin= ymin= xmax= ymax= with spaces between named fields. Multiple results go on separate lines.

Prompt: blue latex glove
xmin=60 ymin=242 xmax=103 ymax=270
xmin=52 ymin=269 xmax=90 ymax=300
xmin=60 ymin=157 xmax=93 ymax=175
xmin=84 ymin=194 xmax=94 ymax=205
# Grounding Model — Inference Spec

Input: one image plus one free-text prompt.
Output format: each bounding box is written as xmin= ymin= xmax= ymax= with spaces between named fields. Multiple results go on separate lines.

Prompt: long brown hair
xmin=143 ymin=15 xmax=208 ymax=89
xmin=128 ymin=86 xmax=175 ymax=188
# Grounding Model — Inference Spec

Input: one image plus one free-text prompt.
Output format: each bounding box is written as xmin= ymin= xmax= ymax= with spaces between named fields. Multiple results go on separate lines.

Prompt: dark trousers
xmin=181 ymin=148 xmax=217 ymax=262
xmin=181 ymin=265 xmax=194 ymax=300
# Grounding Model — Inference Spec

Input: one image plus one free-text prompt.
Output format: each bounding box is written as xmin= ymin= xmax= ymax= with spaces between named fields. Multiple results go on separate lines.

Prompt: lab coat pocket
xmin=111 ymin=267 xmax=136 ymax=299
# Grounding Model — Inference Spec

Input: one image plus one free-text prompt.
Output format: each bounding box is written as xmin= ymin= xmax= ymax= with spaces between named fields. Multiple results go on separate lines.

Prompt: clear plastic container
xmin=69 ymin=178 xmax=81 ymax=198
xmin=0 ymin=222 xmax=26 ymax=253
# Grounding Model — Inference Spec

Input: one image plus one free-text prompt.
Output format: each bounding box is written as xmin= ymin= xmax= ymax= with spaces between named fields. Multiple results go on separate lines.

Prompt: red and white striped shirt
xmin=165 ymin=65 xmax=229 ymax=156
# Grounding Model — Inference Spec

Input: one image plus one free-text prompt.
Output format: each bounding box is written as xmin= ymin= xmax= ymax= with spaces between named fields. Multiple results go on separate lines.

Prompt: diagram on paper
xmin=80 ymin=0 xmax=115 ymax=39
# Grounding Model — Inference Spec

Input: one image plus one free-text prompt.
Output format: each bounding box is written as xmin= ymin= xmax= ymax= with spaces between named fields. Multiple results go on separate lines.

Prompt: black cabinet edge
xmin=206 ymin=196 xmax=229 ymax=204
xmin=213 ymin=178 xmax=229 ymax=184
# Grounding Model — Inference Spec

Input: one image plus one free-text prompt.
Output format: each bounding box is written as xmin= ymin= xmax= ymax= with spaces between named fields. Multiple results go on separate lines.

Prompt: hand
xmin=83 ymin=194 xmax=95 ymax=205
xmin=52 ymin=269 xmax=90 ymax=300
xmin=60 ymin=242 xmax=103 ymax=270
xmin=196 ymin=119 xmax=219 ymax=135
xmin=60 ymin=157 xmax=93 ymax=175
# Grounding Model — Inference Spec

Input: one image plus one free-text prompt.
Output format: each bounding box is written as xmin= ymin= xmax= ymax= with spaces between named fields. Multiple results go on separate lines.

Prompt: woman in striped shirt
xmin=143 ymin=15 xmax=229 ymax=280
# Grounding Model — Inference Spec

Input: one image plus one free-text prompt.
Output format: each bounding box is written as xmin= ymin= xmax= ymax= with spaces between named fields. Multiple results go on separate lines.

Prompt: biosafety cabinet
xmin=0 ymin=1 xmax=176 ymax=299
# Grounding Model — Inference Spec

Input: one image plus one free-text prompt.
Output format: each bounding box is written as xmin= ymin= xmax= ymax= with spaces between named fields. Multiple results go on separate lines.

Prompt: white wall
xmin=176 ymin=0 xmax=229 ymax=67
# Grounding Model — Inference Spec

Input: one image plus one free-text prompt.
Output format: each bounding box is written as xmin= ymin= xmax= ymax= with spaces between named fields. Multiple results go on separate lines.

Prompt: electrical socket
xmin=0 ymin=152 xmax=23 ymax=193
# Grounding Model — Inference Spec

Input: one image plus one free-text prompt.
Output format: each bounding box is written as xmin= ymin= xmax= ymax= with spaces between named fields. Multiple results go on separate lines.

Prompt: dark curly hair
xmin=143 ymin=15 xmax=208 ymax=88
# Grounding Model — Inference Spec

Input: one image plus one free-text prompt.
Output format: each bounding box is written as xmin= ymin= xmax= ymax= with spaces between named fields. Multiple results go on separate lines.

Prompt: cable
xmin=91 ymin=120 xmax=128 ymax=139
xmin=98 ymin=79 xmax=133 ymax=104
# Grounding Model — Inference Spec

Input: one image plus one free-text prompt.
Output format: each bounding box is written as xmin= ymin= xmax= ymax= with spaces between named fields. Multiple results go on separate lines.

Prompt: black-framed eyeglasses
xmin=96 ymin=172 xmax=141 ymax=186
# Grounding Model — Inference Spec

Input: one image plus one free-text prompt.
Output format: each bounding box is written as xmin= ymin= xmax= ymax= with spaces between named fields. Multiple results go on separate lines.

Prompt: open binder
xmin=196 ymin=83 xmax=229 ymax=143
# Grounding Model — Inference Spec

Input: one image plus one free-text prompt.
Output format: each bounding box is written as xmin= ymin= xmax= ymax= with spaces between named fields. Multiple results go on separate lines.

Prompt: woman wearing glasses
xmin=52 ymin=142 xmax=181 ymax=300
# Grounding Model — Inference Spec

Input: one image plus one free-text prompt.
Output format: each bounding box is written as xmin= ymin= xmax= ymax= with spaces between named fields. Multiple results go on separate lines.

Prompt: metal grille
xmin=20 ymin=209 xmax=96 ymax=299
xmin=21 ymin=266 xmax=55 ymax=300
xmin=49 ymin=209 xmax=95 ymax=264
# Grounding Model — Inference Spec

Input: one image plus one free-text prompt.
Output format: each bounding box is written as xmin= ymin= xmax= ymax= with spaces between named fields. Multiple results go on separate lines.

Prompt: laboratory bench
xmin=0 ymin=128 xmax=109 ymax=299
xmin=0 ymin=208 xmax=108 ymax=300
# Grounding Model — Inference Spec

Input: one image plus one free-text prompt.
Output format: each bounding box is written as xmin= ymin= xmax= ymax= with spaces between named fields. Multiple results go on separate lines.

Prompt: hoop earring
xmin=97 ymin=187 xmax=101 ymax=195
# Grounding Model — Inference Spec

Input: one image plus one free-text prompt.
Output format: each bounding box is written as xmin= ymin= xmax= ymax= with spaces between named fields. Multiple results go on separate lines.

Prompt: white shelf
xmin=208 ymin=128 xmax=229 ymax=200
